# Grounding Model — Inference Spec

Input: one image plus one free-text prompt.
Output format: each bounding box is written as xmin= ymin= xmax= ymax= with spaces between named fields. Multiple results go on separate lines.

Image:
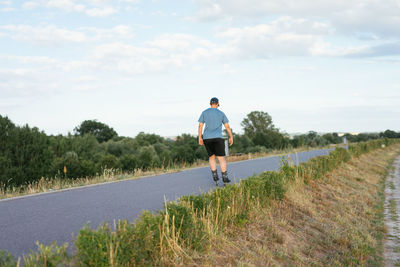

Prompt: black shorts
xmin=203 ymin=138 xmax=225 ymax=157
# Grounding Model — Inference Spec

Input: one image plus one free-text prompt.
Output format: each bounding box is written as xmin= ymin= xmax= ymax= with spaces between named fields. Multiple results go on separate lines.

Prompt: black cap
xmin=210 ymin=97 xmax=219 ymax=104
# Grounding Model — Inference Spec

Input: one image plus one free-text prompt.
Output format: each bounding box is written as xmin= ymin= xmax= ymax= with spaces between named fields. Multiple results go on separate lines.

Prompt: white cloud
xmin=194 ymin=0 xmax=400 ymax=39
xmin=0 ymin=24 xmax=134 ymax=45
xmin=1 ymin=7 xmax=14 ymax=11
xmin=21 ymin=0 xmax=127 ymax=17
xmin=1 ymin=25 xmax=89 ymax=45
xmin=85 ymin=6 xmax=117 ymax=17
xmin=63 ymin=34 xmax=223 ymax=75
xmin=146 ymin=33 xmax=214 ymax=51
xmin=0 ymin=67 xmax=61 ymax=99
xmin=46 ymin=0 xmax=85 ymax=12
xmin=216 ymin=17 xmax=365 ymax=58
xmin=57 ymin=19 xmax=376 ymax=76
xmin=118 ymin=0 xmax=140 ymax=3
xmin=22 ymin=1 xmax=39 ymax=9
xmin=0 ymin=55 xmax=60 ymax=65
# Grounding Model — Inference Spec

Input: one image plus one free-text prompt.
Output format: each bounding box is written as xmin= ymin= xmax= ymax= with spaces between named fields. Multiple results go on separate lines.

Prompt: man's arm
xmin=198 ymin=123 xmax=204 ymax=145
xmin=224 ymin=123 xmax=233 ymax=146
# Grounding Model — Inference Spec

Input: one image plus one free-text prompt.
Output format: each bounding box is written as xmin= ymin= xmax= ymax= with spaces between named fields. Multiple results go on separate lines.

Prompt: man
xmin=198 ymin=97 xmax=233 ymax=185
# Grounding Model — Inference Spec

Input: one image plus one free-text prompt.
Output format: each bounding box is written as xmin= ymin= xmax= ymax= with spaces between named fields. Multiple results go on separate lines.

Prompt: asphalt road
xmin=0 ymin=148 xmax=332 ymax=257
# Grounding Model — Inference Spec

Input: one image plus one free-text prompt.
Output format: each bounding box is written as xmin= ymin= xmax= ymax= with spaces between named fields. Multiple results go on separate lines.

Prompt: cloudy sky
xmin=1 ymin=0 xmax=399 ymax=137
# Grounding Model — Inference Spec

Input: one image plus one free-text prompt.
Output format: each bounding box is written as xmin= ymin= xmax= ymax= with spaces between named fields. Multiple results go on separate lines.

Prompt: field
xmin=192 ymin=143 xmax=400 ymax=266
xmin=0 ymin=139 xmax=399 ymax=266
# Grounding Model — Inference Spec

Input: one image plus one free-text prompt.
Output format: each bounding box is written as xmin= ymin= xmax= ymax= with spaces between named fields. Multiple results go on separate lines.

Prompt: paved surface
xmin=0 ymin=149 xmax=332 ymax=257
xmin=384 ymin=156 xmax=400 ymax=266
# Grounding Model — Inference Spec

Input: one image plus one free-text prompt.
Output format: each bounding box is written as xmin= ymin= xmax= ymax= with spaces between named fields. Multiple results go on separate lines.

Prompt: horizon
xmin=1 ymin=0 xmax=399 ymax=137
xmin=1 ymin=114 xmax=389 ymax=139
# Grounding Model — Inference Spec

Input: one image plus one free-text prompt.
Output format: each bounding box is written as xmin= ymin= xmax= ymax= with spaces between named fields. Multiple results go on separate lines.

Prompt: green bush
xmin=23 ymin=242 xmax=71 ymax=267
xmin=120 ymin=154 xmax=138 ymax=172
xmin=75 ymin=224 xmax=112 ymax=267
xmin=260 ymin=172 xmax=286 ymax=200
xmin=0 ymin=250 xmax=17 ymax=267
xmin=163 ymin=202 xmax=207 ymax=250
xmin=96 ymin=154 xmax=122 ymax=171
xmin=137 ymin=146 xmax=159 ymax=170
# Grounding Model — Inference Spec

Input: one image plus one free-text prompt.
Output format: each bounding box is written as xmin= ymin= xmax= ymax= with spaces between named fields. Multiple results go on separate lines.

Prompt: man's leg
xmin=209 ymin=155 xmax=217 ymax=171
xmin=217 ymin=156 xmax=226 ymax=172
xmin=217 ymin=156 xmax=230 ymax=183
xmin=209 ymin=155 xmax=219 ymax=182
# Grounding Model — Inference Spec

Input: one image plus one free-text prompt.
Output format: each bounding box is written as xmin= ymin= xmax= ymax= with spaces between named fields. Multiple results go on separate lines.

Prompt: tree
xmin=137 ymin=146 xmax=159 ymax=170
xmin=381 ymin=129 xmax=400 ymax=139
xmin=241 ymin=111 xmax=275 ymax=139
xmin=120 ymin=154 xmax=138 ymax=172
xmin=96 ymin=153 xmax=121 ymax=170
xmin=241 ymin=111 xmax=288 ymax=149
xmin=0 ymin=117 xmax=54 ymax=187
xmin=74 ymin=120 xmax=117 ymax=143
xmin=134 ymin=132 xmax=164 ymax=147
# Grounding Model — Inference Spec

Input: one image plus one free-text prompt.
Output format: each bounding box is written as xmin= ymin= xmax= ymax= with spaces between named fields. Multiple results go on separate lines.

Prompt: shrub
xmin=23 ymin=242 xmax=71 ymax=267
xmin=0 ymin=250 xmax=17 ymax=267
xmin=120 ymin=154 xmax=138 ymax=172
xmin=96 ymin=154 xmax=122 ymax=171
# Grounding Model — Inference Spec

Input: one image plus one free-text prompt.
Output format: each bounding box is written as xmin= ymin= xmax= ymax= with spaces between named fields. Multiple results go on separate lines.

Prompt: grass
xmin=389 ymin=199 xmax=399 ymax=221
xmin=390 ymin=181 xmax=396 ymax=190
xmin=1 ymin=139 xmax=398 ymax=266
xmin=192 ymin=143 xmax=400 ymax=266
xmin=0 ymin=145 xmax=336 ymax=200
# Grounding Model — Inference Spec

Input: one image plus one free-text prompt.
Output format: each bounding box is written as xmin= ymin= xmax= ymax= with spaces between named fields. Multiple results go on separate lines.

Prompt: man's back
xmin=198 ymin=108 xmax=229 ymax=139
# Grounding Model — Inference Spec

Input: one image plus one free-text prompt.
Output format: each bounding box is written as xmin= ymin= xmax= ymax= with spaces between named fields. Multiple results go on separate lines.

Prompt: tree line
xmin=1 ymin=112 xmax=399 ymax=189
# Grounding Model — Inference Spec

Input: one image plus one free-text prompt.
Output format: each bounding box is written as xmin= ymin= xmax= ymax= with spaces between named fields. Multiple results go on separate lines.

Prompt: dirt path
xmin=384 ymin=156 xmax=400 ymax=266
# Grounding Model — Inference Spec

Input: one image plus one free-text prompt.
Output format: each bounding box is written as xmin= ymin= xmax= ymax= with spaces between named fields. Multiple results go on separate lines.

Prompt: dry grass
xmin=0 ymin=146 xmax=334 ymax=200
xmin=185 ymin=145 xmax=400 ymax=267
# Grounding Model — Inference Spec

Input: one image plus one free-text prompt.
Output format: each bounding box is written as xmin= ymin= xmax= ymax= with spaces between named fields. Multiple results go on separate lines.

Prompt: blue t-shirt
xmin=198 ymin=108 xmax=229 ymax=139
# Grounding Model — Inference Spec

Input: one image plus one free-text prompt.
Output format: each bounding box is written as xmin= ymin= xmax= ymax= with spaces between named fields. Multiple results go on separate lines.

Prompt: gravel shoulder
xmin=384 ymin=156 xmax=400 ymax=266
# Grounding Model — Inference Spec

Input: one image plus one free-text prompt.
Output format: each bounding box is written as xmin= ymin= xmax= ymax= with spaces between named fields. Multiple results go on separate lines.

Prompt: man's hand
xmin=224 ymin=123 xmax=234 ymax=146
xmin=199 ymin=137 xmax=204 ymax=146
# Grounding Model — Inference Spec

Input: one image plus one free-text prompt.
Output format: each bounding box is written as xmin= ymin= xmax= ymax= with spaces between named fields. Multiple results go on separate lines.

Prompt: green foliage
xmin=120 ymin=154 xmax=138 ymax=172
xmin=75 ymin=224 xmax=115 ymax=267
xmin=241 ymin=111 xmax=275 ymax=139
xmin=74 ymin=120 xmax=117 ymax=143
xmin=381 ymin=129 xmax=400 ymax=139
xmin=292 ymin=131 xmax=330 ymax=148
xmin=76 ymin=212 xmax=163 ymax=266
xmin=230 ymin=133 xmax=253 ymax=154
xmin=240 ymin=111 xmax=290 ymax=150
xmin=96 ymin=154 xmax=121 ymax=170
xmin=134 ymin=132 xmax=164 ymax=147
xmin=257 ymin=171 xmax=286 ymax=200
xmin=23 ymin=242 xmax=71 ymax=267
xmin=163 ymin=202 xmax=207 ymax=250
xmin=173 ymin=144 xmax=196 ymax=164
xmin=0 ymin=250 xmax=18 ymax=266
xmin=195 ymin=146 xmax=208 ymax=161
xmin=0 ymin=115 xmax=54 ymax=188
xmin=153 ymin=142 xmax=172 ymax=166
xmin=137 ymin=146 xmax=160 ymax=169
xmin=52 ymin=152 xmax=96 ymax=179
xmin=322 ymin=132 xmax=342 ymax=144
xmin=71 ymin=135 xmax=100 ymax=160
